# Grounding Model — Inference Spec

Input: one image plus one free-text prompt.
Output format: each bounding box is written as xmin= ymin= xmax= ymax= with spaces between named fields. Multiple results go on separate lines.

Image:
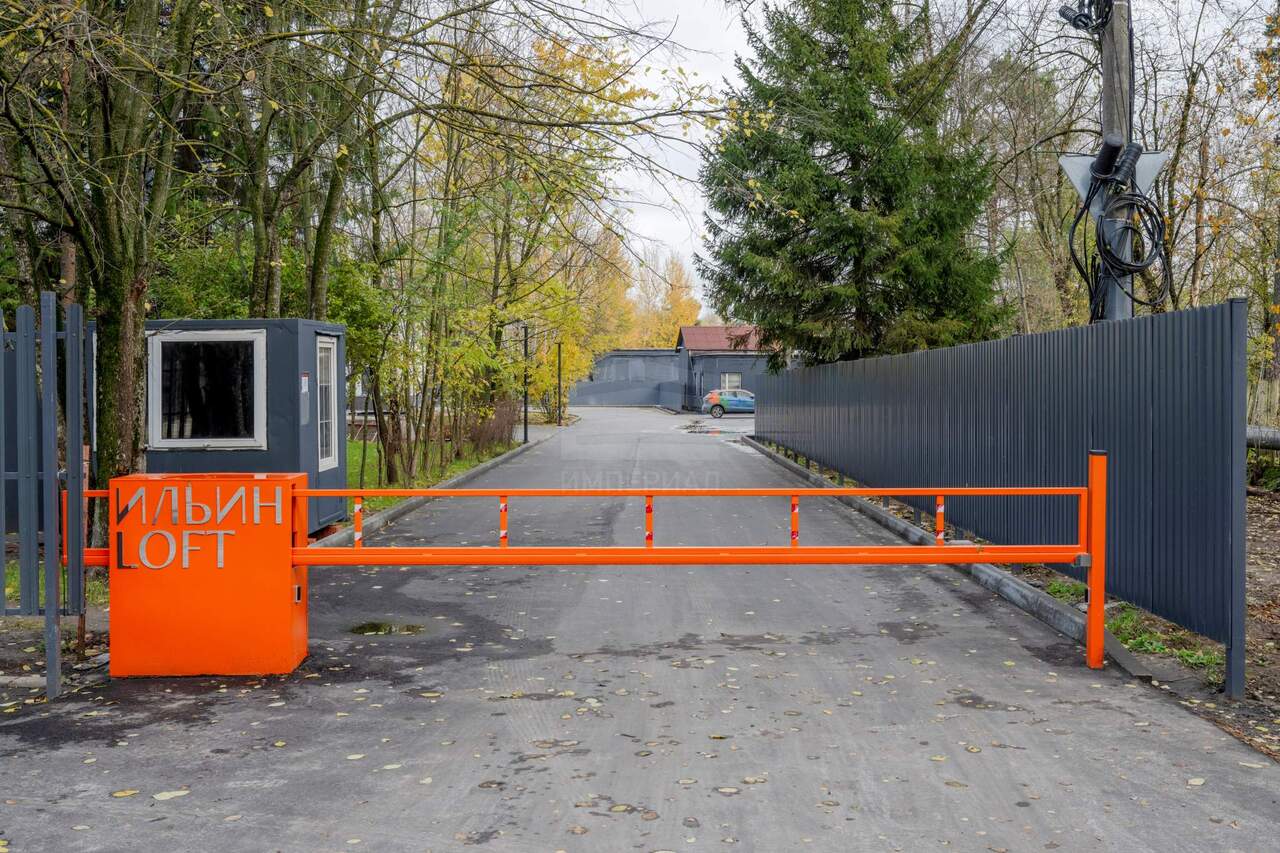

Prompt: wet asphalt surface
xmin=1 ymin=407 xmax=1276 ymax=852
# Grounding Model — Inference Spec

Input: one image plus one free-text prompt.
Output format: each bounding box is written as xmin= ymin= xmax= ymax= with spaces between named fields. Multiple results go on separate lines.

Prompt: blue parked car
xmin=701 ymin=389 xmax=755 ymax=418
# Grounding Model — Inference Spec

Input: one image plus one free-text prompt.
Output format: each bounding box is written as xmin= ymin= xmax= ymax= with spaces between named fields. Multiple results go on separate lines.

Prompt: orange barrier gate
xmin=79 ymin=455 xmax=1107 ymax=677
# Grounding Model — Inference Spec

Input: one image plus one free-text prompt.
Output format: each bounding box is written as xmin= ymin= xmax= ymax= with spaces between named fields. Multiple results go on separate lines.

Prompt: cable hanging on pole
xmin=1058 ymin=0 xmax=1170 ymax=322
xmin=1058 ymin=0 xmax=1114 ymax=35
xmin=1066 ymin=136 xmax=1171 ymax=321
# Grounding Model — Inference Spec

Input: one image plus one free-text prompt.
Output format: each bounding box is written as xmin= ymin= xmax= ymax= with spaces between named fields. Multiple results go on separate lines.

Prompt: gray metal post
xmin=522 ymin=324 xmax=529 ymax=444
xmin=556 ymin=342 xmax=562 ymax=426
xmin=1098 ymin=0 xmax=1134 ymax=320
xmin=1226 ymin=298 xmax=1248 ymax=698
xmin=65 ymin=303 xmax=84 ymax=614
xmin=16 ymin=306 xmax=37 ymax=615
xmin=40 ymin=293 xmax=61 ymax=699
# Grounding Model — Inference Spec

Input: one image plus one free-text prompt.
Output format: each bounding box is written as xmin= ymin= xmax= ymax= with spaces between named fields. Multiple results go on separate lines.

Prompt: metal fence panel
xmin=0 ymin=310 xmax=6 ymax=608
xmin=16 ymin=305 xmax=38 ymax=615
xmin=65 ymin=303 xmax=85 ymax=615
xmin=755 ymin=301 xmax=1247 ymax=694
xmin=40 ymin=293 xmax=62 ymax=697
xmin=2 ymin=294 xmax=89 ymax=698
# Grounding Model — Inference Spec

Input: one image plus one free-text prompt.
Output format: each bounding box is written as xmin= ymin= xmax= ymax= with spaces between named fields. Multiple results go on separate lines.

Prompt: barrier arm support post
xmin=645 ymin=495 xmax=654 ymax=547
xmin=499 ymin=496 xmax=509 ymax=547
xmin=935 ymin=495 xmax=945 ymax=545
xmin=790 ymin=496 xmax=799 ymax=547
xmin=1086 ymin=451 xmax=1108 ymax=670
xmin=353 ymin=497 xmax=364 ymax=548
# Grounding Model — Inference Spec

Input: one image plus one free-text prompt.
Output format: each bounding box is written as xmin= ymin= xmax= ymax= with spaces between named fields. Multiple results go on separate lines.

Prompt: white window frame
xmin=720 ymin=372 xmax=742 ymax=391
xmin=147 ymin=329 xmax=268 ymax=450
xmin=317 ymin=335 xmax=339 ymax=472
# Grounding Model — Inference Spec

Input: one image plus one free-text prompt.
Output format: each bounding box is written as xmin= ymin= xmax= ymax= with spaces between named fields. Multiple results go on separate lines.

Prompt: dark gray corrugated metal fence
xmin=755 ymin=300 xmax=1247 ymax=695
xmin=1 ymin=292 xmax=88 ymax=699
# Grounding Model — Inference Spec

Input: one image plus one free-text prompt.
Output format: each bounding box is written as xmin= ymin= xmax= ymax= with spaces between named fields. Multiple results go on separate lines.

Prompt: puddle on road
xmin=349 ymin=621 xmax=425 ymax=636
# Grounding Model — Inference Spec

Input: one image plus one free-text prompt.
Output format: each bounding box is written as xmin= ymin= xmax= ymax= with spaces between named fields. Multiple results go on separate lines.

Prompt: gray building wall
xmin=570 ymin=350 xmax=680 ymax=407
xmin=685 ymin=353 xmax=770 ymax=410
xmin=571 ymin=348 xmax=769 ymax=410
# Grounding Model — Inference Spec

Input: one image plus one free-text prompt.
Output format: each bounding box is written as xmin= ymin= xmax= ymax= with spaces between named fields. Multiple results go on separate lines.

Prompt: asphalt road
xmin=1 ymin=408 xmax=1275 ymax=852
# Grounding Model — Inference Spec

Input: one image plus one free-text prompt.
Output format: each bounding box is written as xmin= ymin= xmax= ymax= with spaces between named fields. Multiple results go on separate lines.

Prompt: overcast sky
xmin=614 ymin=0 xmax=752 ymax=300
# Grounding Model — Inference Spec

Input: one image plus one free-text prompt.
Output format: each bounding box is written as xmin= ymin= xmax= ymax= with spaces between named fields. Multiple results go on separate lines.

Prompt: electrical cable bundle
xmin=1058 ymin=0 xmax=1113 ymax=34
xmin=1067 ymin=136 xmax=1171 ymax=321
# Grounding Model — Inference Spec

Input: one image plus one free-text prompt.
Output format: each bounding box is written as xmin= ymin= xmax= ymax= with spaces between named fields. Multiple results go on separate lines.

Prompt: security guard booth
xmin=139 ymin=319 xmax=346 ymax=533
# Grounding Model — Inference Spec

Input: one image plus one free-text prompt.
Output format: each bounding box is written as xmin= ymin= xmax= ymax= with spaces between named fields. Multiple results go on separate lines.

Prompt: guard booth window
xmin=147 ymin=330 xmax=267 ymax=449
xmin=720 ymin=372 xmax=742 ymax=390
xmin=317 ymin=336 xmax=338 ymax=470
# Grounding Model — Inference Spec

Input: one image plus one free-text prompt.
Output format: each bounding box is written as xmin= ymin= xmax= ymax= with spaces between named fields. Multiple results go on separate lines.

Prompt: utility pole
xmin=522 ymin=323 xmax=529 ymax=444
xmin=556 ymin=342 xmax=562 ymax=426
xmin=1098 ymin=0 xmax=1134 ymax=320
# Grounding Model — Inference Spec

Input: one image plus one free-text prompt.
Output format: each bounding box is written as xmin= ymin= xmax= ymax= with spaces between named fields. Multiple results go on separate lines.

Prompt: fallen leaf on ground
xmin=152 ymin=790 xmax=189 ymax=801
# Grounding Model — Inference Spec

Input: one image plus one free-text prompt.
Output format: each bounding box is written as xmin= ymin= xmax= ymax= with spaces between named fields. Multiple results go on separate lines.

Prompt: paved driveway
xmin=1 ymin=408 xmax=1275 ymax=852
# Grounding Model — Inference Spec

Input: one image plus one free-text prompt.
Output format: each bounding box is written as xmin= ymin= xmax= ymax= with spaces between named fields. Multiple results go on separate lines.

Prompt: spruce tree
xmin=698 ymin=0 xmax=1004 ymax=365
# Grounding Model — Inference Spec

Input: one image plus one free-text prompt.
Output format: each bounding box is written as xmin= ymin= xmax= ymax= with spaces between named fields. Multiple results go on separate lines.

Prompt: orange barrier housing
xmin=104 ymin=473 xmax=309 ymax=677
xmin=88 ymin=455 xmax=1108 ymax=676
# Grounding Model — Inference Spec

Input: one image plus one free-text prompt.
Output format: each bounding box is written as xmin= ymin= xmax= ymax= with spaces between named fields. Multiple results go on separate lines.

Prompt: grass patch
xmin=1107 ymin=603 xmax=1225 ymax=673
xmin=4 ymin=560 xmax=110 ymax=608
xmin=1044 ymin=578 xmax=1087 ymax=605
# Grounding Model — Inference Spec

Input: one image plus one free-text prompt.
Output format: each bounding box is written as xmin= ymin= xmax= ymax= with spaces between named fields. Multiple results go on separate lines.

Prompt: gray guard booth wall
xmin=116 ymin=319 xmax=347 ymax=532
xmin=754 ymin=300 xmax=1248 ymax=695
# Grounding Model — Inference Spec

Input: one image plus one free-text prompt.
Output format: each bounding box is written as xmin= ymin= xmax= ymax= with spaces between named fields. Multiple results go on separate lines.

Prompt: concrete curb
xmin=741 ymin=435 xmax=1150 ymax=680
xmin=310 ymin=430 xmax=563 ymax=549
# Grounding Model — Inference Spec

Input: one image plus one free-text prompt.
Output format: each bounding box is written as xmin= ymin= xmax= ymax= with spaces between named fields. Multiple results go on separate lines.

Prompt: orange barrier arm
xmin=293 ymin=475 xmax=1106 ymax=671
xmin=293 ymin=544 xmax=1088 ymax=567
xmin=298 ymin=486 xmax=1087 ymax=498
xmin=80 ymin=465 xmax=1105 ymax=674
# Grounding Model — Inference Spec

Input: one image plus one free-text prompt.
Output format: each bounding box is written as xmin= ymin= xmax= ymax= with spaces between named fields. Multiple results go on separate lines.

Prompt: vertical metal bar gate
xmin=1 ymin=293 xmax=88 ymax=699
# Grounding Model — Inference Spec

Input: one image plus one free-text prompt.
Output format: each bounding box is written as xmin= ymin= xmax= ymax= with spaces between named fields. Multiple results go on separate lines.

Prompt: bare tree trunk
xmin=0 ymin=141 xmax=39 ymax=305
xmin=95 ymin=270 xmax=149 ymax=482
xmin=1188 ymin=135 xmax=1210 ymax=308
xmin=308 ymin=156 xmax=350 ymax=320
xmin=58 ymin=40 xmax=77 ymax=304
xmin=1257 ymin=202 xmax=1280 ymax=427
